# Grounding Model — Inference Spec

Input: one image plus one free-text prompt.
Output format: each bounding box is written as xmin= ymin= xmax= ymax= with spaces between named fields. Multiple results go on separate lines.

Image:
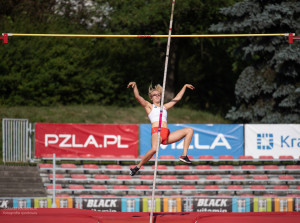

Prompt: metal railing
xmin=2 ymin=118 xmax=34 ymax=162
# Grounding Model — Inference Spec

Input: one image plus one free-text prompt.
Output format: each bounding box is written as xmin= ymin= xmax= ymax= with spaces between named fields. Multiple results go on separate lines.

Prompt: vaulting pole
xmin=149 ymin=1 xmax=176 ymax=223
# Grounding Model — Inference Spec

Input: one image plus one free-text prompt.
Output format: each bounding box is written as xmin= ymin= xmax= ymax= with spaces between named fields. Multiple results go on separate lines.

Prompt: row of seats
xmin=47 ymin=184 xmax=300 ymax=190
xmin=46 ymin=174 xmax=299 ymax=186
xmin=40 ymin=158 xmax=300 ymax=197
xmin=40 ymin=163 xmax=300 ymax=170
xmin=45 ymin=184 xmax=300 ymax=196
xmin=53 ymin=193 xmax=300 ymax=198
xmin=39 ymin=164 xmax=300 ymax=176
xmin=48 ymin=174 xmax=298 ymax=180
xmin=41 ymin=154 xmax=300 ymax=160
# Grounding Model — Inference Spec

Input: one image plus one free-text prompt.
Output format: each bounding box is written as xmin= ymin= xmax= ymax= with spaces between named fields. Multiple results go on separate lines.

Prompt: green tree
xmin=210 ymin=0 xmax=300 ymax=123
xmin=0 ymin=0 xmax=239 ymax=114
xmin=95 ymin=0 xmax=238 ymax=112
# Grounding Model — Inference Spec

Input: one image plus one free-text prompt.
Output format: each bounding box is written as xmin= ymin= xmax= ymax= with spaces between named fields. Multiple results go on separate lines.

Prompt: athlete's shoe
xmin=179 ymin=156 xmax=192 ymax=164
xmin=130 ymin=166 xmax=140 ymax=176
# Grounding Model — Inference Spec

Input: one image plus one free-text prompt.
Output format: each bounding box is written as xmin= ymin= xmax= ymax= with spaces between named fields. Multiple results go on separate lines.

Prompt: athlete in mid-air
xmin=127 ymin=82 xmax=195 ymax=176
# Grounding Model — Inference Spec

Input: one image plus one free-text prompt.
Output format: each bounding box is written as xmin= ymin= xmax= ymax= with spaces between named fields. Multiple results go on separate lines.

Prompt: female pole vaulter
xmin=127 ymin=81 xmax=195 ymax=176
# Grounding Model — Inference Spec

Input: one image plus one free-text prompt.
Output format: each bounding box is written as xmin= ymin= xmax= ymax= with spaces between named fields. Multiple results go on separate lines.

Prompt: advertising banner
xmin=3 ymin=197 xmax=300 ymax=212
xmin=121 ymin=197 xmax=140 ymax=212
xmin=140 ymin=124 xmax=244 ymax=158
xmin=193 ymin=197 xmax=232 ymax=212
xmin=163 ymin=197 xmax=182 ymax=212
xmin=81 ymin=198 xmax=121 ymax=212
xmin=182 ymin=197 xmax=194 ymax=212
xmin=13 ymin=198 xmax=32 ymax=208
xmin=245 ymin=124 xmax=300 ymax=158
xmin=34 ymin=198 xmax=52 ymax=208
xmin=55 ymin=198 xmax=73 ymax=208
xmin=142 ymin=197 xmax=162 ymax=212
xmin=274 ymin=198 xmax=293 ymax=212
xmin=295 ymin=198 xmax=300 ymax=212
xmin=35 ymin=123 xmax=139 ymax=158
xmin=253 ymin=197 xmax=272 ymax=212
xmin=0 ymin=199 xmax=13 ymax=209
xmin=232 ymin=197 xmax=251 ymax=212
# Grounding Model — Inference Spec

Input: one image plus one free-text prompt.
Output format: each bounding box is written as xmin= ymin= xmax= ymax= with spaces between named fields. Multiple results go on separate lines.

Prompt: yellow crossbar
xmin=8 ymin=33 xmax=289 ymax=38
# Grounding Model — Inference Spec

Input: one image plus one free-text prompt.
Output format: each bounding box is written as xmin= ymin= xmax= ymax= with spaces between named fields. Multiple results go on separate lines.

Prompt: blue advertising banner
xmin=232 ymin=197 xmax=251 ymax=212
xmin=140 ymin=124 xmax=244 ymax=158
xmin=121 ymin=197 xmax=140 ymax=212
xmin=13 ymin=198 xmax=32 ymax=208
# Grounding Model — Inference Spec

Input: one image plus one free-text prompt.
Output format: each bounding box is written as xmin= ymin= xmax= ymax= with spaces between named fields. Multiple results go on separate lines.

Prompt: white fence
xmin=2 ymin=118 xmax=34 ymax=162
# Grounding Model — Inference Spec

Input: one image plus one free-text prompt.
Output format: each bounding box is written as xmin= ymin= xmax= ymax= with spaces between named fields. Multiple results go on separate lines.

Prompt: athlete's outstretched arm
xmin=127 ymin=82 xmax=150 ymax=108
xmin=164 ymin=84 xmax=195 ymax=110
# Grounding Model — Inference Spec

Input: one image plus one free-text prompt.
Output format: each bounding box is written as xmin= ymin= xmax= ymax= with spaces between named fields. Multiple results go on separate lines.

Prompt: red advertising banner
xmin=35 ymin=123 xmax=139 ymax=158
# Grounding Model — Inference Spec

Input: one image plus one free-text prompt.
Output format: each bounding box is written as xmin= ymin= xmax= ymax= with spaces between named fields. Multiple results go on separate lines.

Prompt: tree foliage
xmin=0 ymin=0 xmax=238 ymax=114
xmin=210 ymin=0 xmax=300 ymax=123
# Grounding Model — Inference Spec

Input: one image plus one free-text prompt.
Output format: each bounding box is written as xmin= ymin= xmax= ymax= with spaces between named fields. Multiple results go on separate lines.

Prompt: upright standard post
xmin=0 ymin=33 xmax=8 ymax=43
xmin=51 ymin=153 xmax=57 ymax=208
xmin=288 ymin=33 xmax=300 ymax=44
xmin=149 ymin=1 xmax=176 ymax=222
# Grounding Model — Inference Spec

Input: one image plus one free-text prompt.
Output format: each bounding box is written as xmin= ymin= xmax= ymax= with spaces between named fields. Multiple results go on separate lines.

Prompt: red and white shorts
xmin=151 ymin=127 xmax=170 ymax=145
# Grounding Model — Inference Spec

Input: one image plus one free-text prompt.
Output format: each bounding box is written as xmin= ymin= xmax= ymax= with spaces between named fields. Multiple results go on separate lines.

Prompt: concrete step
xmin=0 ymin=176 xmax=42 ymax=183
xmin=0 ymin=182 xmax=44 ymax=189
xmin=0 ymin=171 xmax=40 ymax=177
xmin=0 ymin=192 xmax=46 ymax=197
xmin=0 ymin=165 xmax=39 ymax=171
xmin=0 ymin=188 xmax=46 ymax=194
xmin=0 ymin=165 xmax=47 ymax=197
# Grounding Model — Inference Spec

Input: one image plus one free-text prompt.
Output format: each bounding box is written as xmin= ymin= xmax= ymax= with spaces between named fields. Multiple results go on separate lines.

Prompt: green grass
xmin=0 ymin=105 xmax=229 ymax=163
xmin=0 ymin=105 xmax=228 ymax=124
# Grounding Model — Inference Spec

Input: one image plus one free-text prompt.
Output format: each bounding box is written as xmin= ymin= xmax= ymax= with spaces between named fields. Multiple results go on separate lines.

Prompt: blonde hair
xmin=148 ymin=84 xmax=162 ymax=99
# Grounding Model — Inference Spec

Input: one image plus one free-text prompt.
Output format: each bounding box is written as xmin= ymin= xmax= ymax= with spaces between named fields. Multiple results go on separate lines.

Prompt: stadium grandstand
xmin=1 ymin=119 xmax=300 ymax=212
xmin=39 ymin=155 xmax=300 ymax=198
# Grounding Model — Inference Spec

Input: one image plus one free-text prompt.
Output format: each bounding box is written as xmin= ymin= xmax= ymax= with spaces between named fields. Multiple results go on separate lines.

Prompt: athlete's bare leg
xmin=137 ymin=133 xmax=161 ymax=168
xmin=165 ymin=128 xmax=194 ymax=156
xmin=130 ymin=128 xmax=193 ymax=175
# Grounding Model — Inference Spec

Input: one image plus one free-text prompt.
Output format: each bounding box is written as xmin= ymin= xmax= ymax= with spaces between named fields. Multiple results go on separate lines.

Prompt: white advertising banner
xmin=245 ymin=124 xmax=300 ymax=158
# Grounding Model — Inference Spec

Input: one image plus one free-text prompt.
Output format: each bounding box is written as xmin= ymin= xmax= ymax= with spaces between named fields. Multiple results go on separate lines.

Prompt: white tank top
xmin=148 ymin=104 xmax=167 ymax=123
